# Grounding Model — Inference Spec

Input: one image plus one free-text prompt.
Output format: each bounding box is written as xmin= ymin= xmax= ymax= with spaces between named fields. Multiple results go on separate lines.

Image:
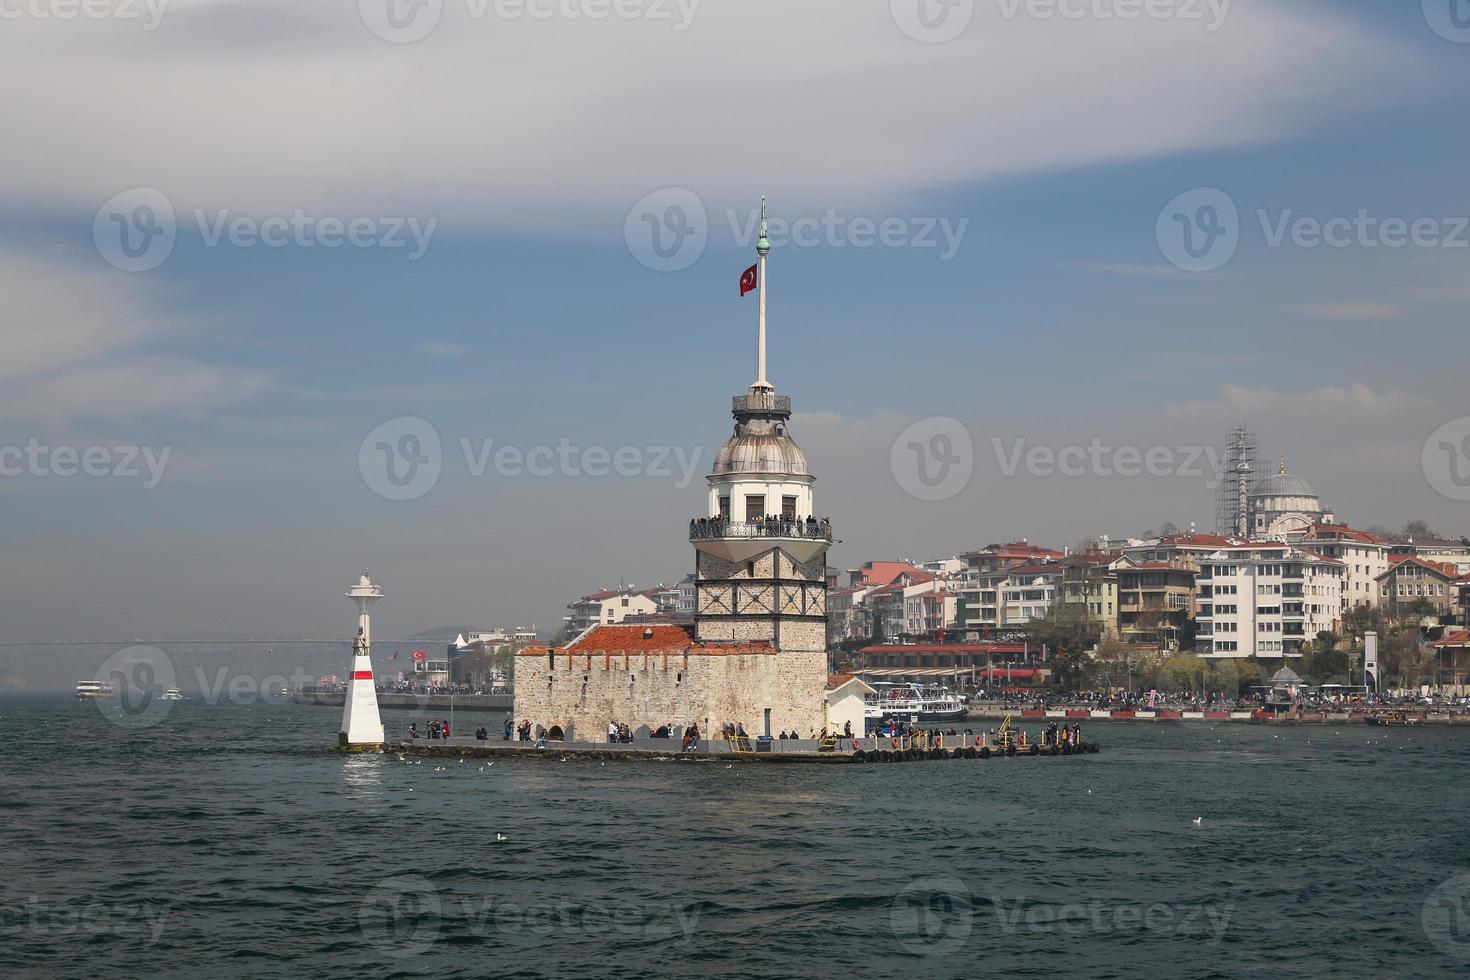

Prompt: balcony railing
xmin=732 ymin=393 xmax=792 ymax=415
xmin=690 ymin=517 xmax=832 ymax=542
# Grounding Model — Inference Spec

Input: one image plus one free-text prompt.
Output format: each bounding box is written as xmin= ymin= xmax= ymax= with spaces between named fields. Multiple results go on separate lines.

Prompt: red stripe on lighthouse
xmin=353 ymin=670 xmax=374 ymax=680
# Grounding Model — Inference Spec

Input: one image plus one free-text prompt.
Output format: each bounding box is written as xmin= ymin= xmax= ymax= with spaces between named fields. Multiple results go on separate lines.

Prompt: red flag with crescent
xmin=739 ymin=263 xmax=758 ymax=296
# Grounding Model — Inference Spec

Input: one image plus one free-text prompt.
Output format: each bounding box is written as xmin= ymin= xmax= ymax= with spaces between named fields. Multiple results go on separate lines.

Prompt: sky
xmin=1 ymin=0 xmax=1469 ymax=687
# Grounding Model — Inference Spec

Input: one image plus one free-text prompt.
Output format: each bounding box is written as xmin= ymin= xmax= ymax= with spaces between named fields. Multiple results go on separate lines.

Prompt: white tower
xmin=688 ymin=199 xmax=831 ymax=737
xmin=340 ymin=571 xmax=385 ymax=747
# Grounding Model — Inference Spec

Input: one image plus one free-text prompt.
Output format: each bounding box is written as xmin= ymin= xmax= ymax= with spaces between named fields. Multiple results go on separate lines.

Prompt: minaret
xmin=689 ymin=199 xmax=831 ymax=736
xmin=340 ymin=571 xmax=385 ymax=747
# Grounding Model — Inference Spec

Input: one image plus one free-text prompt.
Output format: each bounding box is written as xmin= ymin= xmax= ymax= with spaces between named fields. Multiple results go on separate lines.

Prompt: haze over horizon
xmin=2 ymin=0 xmax=1468 ymax=689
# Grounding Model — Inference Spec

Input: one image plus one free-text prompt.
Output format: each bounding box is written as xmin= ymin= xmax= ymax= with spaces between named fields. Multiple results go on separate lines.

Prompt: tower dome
xmin=712 ymin=391 xmax=809 ymax=477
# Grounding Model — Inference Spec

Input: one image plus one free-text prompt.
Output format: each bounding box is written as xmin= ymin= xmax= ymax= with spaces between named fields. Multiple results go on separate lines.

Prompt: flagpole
xmin=755 ymin=196 xmax=770 ymax=390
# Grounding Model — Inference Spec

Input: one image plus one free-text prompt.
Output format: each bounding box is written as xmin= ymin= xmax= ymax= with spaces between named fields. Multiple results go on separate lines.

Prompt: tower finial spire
xmin=1280 ymin=455 xmax=1287 ymax=475
xmin=753 ymin=195 xmax=772 ymax=390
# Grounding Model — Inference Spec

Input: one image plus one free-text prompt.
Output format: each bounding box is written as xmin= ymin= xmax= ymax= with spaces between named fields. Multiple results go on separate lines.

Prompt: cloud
xmin=0 ymin=246 xmax=266 ymax=423
xmin=0 ymin=1 xmax=1429 ymax=231
xmin=1164 ymin=383 xmax=1416 ymax=422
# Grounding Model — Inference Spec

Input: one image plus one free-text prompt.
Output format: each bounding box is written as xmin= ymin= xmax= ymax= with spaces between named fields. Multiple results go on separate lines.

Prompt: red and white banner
xmin=739 ymin=263 xmax=758 ymax=296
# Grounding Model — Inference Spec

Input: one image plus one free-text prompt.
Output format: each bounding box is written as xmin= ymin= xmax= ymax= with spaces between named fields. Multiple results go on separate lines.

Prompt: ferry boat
xmin=74 ymin=680 xmax=115 ymax=701
xmin=161 ymin=688 xmax=185 ymax=701
xmin=864 ymin=682 xmax=967 ymax=724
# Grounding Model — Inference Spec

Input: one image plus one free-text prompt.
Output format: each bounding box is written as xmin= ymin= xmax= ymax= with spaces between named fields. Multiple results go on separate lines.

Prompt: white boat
xmin=864 ymin=682 xmax=967 ymax=724
xmin=161 ymin=688 xmax=185 ymax=701
xmin=74 ymin=680 xmax=115 ymax=701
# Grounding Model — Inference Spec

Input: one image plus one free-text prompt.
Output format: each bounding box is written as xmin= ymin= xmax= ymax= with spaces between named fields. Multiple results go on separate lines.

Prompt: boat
xmin=1365 ymin=713 xmax=1421 ymax=727
xmin=74 ymin=680 xmax=115 ymax=701
xmin=161 ymin=688 xmax=185 ymax=701
xmin=864 ymin=682 xmax=967 ymax=724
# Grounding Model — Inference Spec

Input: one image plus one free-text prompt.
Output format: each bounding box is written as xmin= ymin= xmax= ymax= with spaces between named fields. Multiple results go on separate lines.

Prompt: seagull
xmin=1191 ymin=817 xmax=1203 ymax=827
xmin=495 ymin=833 xmax=509 ymax=842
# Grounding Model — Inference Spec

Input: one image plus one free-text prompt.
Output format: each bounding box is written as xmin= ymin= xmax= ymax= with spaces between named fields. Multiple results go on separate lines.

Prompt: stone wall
xmin=514 ymin=648 xmax=829 ymax=742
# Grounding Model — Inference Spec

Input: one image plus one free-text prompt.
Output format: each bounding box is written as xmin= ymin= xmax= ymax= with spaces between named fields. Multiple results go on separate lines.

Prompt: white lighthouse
xmin=340 ymin=570 xmax=385 ymax=747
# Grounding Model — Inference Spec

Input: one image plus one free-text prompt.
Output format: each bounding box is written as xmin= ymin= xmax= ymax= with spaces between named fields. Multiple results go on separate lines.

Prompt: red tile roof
xmin=1380 ymin=556 xmax=1459 ymax=579
xmin=521 ymin=623 xmax=775 ymax=657
xmin=570 ymin=623 xmax=693 ymax=653
xmin=1303 ymin=523 xmax=1382 ymax=544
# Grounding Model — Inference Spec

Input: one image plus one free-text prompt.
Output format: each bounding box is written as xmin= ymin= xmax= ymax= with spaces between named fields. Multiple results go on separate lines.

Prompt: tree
xmin=1158 ymin=521 xmax=1182 ymax=539
xmin=1159 ymin=653 xmax=1205 ymax=692
xmin=1403 ymin=520 xmax=1440 ymax=542
xmin=1208 ymin=658 xmax=1244 ymax=697
xmin=1301 ymin=631 xmax=1348 ymax=684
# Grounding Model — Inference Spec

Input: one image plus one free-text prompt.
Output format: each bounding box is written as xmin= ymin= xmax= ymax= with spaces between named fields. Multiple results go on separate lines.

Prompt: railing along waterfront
xmin=689 ymin=518 xmax=833 ymax=542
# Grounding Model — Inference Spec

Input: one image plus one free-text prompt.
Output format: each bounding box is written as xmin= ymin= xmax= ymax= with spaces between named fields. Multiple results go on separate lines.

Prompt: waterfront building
xmin=827 ymin=584 xmax=873 ymax=645
xmin=951 ymin=542 xmax=1063 ymax=639
xmin=1112 ymin=557 xmax=1196 ymax=650
xmin=1194 ymin=543 xmax=1344 ymax=660
xmin=515 ymin=202 xmax=834 ymax=740
xmin=562 ymin=587 xmax=659 ymax=635
xmin=1376 ymin=556 xmax=1460 ymax=621
xmin=1057 ymin=552 xmax=1119 ymax=640
xmin=858 ymin=642 xmax=1045 ymax=686
xmin=1300 ymin=523 xmax=1388 ymax=612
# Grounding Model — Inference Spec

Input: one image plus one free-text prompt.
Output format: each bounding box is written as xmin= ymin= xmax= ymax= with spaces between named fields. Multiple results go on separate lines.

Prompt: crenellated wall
xmin=513 ymin=648 xmax=828 ymax=742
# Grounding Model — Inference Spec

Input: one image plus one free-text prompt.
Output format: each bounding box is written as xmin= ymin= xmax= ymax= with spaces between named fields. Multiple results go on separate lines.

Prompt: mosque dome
xmin=1252 ymin=472 xmax=1318 ymax=500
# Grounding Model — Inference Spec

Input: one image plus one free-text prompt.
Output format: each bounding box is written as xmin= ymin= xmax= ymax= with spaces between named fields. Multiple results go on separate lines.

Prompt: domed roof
xmin=711 ymin=389 xmax=810 ymax=477
xmin=712 ymin=424 xmax=809 ymax=476
xmin=1252 ymin=472 xmax=1317 ymax=499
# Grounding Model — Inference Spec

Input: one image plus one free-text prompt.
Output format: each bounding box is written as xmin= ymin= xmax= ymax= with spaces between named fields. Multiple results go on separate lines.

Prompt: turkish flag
xmin=411 ymin=650 xmax=428 ymax=661
xmin=739 ymin=263 xmax=758 ymax=296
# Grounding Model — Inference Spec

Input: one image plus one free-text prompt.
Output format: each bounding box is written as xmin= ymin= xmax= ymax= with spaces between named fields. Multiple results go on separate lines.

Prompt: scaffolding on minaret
xmin=1216 ymin=425 xmax=1260 ymax=538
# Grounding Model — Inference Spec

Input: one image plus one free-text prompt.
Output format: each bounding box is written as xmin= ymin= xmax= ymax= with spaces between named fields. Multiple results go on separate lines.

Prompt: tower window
xmin=718 ymin=496 xmax=730 ymax=519
xmin=746 ymin=496 xmax=764 ymax=522
xmin=747 ymin=561 xmax=756 ymax=577
xmin=782 ymin=496 xmax=797 ymax=519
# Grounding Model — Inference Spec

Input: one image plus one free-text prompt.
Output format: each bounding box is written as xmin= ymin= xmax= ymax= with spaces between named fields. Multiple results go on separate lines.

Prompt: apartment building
xmin=1057 ymin=553 xmax=1119 ymax=640
xmin=563 ymin=587 xmax=659 ymax=636
xmin=1113 ymin=557 xmax=1196 ymax=650
xmin=1300 ymin=523 xmax=1388 ymax=612
xmin=1195 ymin=543 xmax=1345 ymax=660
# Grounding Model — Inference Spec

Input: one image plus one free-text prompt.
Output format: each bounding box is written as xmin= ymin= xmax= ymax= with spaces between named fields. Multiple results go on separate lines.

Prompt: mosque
xmin=513 ymin=202 xmax=834 ymax=741
xmin=1248 ymin=457 xmax=1333 ymax=542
